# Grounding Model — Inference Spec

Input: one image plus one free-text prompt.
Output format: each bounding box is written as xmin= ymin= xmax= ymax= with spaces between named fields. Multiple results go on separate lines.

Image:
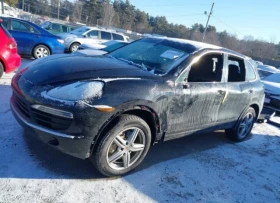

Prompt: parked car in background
xmin=261 ymin=73 xmax=280 ymax=113
xmin=257 ymin=68 xmax=279 ymax=80
xmin=258 ymin=64 xmax=279 ymax=72
xmin=74 ymin=40 xmax=129 ymax=56
xmin=11 ymin=38 xmax=264 ymax=176
xmin=40 ymin=21 xmax=80 ymax=35
xmin=58 ymin=26 xmax=129 ymax=52
xmin=0 ymin=19 xmax=20 ymax=78
xmin=0 ymin=17 xmax=65 ymax=58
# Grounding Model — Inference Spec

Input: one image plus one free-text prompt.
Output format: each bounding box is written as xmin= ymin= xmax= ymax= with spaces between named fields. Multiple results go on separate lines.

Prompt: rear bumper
xmin=10 ymin=97 xmax=92 ymax=159
xmin=2 ymin=52 xmax=21 ymax=73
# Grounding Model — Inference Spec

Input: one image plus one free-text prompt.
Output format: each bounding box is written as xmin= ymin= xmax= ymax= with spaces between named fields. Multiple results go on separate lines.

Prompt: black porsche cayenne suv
xmin=10 ymin=38 xmax=264 ymax=176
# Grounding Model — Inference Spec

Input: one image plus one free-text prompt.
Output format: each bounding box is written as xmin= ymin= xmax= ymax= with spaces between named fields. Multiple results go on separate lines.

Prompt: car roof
xmin=150 ymin=37 xmax=247 ymax=58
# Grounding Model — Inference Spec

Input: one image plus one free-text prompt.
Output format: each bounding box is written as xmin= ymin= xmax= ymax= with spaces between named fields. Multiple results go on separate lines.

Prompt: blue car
xmin=0 ymin=17 xmax=65 ymax=58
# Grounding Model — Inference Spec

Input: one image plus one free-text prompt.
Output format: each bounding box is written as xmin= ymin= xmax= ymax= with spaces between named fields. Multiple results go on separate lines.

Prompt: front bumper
xmin=10 ymin=96 xmax=93 ymax=159
xmin=263 ymin=95 xmax=280 ymax=112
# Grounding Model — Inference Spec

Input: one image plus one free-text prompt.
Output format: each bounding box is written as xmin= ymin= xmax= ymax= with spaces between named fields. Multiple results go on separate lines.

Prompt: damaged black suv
xmin=11 ymin=38 xmax=264 ymax=176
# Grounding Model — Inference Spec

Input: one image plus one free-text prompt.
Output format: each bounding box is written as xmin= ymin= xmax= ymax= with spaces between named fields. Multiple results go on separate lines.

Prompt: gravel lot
xmin=0 ymin=58 xmax=280 ymax=203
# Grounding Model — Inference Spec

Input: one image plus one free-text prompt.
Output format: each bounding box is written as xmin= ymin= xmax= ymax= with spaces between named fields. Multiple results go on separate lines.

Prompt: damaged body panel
xmin=10 ymin=37 xmax=264 ymax=176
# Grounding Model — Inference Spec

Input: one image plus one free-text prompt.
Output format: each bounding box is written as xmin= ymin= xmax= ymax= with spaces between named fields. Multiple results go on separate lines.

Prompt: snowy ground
xmin=0 ymin=58 xmax=280 ymax=203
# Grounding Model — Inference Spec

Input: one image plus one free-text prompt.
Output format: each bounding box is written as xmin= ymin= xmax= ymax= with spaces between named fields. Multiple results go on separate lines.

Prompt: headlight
xmin=57 ymin=39 xmax=64 ymax=44
xmin=46 ymin=81 xmax=104 ymax=101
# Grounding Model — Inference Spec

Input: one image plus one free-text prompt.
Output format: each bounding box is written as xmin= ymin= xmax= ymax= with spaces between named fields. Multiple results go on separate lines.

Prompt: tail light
xmin=7 ymin=39 xmax=17 ymax=50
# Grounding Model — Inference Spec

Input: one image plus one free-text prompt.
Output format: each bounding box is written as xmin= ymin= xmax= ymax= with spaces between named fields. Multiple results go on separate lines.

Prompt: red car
xmin=0 ymin=18 xmax=20 ymax=78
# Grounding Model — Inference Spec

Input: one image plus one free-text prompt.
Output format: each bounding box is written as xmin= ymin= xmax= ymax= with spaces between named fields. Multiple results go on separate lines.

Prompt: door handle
xmin=217 ymin=90 xmax=225 ymax=95
xmin=182 ymin=83 xmax=190 ymax=89
xmin=248 ymin=89 xmax=253 ymax=94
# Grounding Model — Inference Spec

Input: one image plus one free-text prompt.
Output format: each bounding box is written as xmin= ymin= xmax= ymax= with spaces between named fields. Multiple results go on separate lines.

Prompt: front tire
xmin=91 ymin=115 xmax=151 ymax=176
xmin=225 ymin=107 xmax=256 ymax=142
xmin=33 ymin=45 xmax=50 ymax=59
xmin=70 ymin=42 xmax=80 ymax=52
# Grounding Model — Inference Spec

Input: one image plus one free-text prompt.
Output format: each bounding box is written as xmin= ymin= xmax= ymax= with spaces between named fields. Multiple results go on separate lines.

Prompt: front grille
xmin=14 ymin=94 xmax=72 ymax=130
xmin=15 ymin=95 xmax=30 ymax=118
xmin=31 ymin=108 xmax=72 ymax=130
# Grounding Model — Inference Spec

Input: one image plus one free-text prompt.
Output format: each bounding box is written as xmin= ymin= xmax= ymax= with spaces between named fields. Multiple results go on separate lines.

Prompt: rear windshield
xmin=0 ymin=23 xmax=12 ymax=38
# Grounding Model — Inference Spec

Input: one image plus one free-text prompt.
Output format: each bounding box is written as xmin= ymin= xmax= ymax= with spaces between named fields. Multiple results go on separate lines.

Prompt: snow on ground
xmin=0 ymin=58 xmax=280 ymax=203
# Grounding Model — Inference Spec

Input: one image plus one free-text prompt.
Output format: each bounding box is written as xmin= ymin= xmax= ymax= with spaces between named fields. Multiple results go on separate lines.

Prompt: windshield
xmin=70 ymin=26 xmax=90 ymax=34
xmin=109 ymin=38 xmax=196 ymax=74
xmin=103 ymin=42 xmax=126 ymax=52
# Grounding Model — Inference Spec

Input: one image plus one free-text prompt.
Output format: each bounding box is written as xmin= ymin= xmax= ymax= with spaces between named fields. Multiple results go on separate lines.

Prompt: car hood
xmin=57 ymin=33 xmax=77 ymax=39
xmin=262 ymin=80 xmax=280 ymax=95
xmin=21 ymin=55 xmax=156 ymax=85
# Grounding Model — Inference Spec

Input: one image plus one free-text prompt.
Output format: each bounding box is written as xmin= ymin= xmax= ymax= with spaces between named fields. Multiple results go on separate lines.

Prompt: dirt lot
xmin=0 ymin=59 xmax=279 ymax=203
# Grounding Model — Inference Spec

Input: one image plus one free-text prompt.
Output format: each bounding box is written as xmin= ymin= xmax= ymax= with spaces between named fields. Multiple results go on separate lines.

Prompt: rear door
xmin=8 ymin=19 xmax=40 ymax=55
xmin=100 ymin=31 xmax=112 ymax=43
xmin=217 ymin=55 xmax=254 ymax=126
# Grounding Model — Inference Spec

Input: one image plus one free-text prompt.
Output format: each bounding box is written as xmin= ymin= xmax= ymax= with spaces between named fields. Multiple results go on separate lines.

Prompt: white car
xmin=58 ymin=26 xmax=129 ymax=52
xmin=73 ymin=40 xmax=129 ymax=56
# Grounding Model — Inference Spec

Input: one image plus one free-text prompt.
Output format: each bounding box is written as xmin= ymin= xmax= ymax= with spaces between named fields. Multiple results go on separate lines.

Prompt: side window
xmin=187 ymin=53 xmax=224 ymax=82
xmin=52 ymin=23 xmax=60 ymax=32
xmin=227 ymin=56 xmax=246 ymax=82
xmin=101 ymin=31 xmax=112 ymax=40
xmin=245 ymin=60 xmax=256 ymax=81
xmin=87 ymin=30 xmax=99 ymax=38
xmin=11 ymin=20 xmax=38 ymax=33
xmin=62 ymin=25 xmax=68 ymax=33
xmin=112 ymin=33 xmax=124 ymax=41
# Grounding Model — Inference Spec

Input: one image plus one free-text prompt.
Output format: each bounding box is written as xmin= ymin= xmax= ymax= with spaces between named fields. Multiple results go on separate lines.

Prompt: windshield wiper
xmin=118 ymin=58 xmax=147 ymax=71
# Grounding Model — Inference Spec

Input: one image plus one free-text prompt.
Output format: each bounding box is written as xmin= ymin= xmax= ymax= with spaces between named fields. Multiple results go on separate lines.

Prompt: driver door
xmin=166 ymin=52 xmax=227 ymax=139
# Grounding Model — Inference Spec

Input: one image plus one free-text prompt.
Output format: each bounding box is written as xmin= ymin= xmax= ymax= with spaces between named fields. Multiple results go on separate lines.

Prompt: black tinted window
xmin=101 ymin=31 xmax=111 ymax=40
xmin=62 ymin=26 xmax=68 ymax=32
xmin=245 ymin=60 xmax=256 ymax=81
xmin=188 ymin=54 xmax=224 ymax=82
xmin=11 ymin=20 xmax=38 ymax=33
xmin=112 ymin=33 xmax=124 ymax=41
xmin=52 ymin=23 xmax=60 ymax=32
xmin=227 ymin=56 xmax=246 ymax=82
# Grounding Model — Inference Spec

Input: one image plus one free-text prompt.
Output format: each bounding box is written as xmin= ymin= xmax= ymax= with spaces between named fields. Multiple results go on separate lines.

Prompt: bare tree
xmin=102 ymin=2 xmax=115 ymax=28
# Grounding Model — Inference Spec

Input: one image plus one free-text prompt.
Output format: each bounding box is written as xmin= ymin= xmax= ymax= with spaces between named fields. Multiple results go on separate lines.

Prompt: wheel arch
xmin=90 ymin=105 xmax=161 ymax=155
xmin=250 ymin=103 xmax=260 ymax=118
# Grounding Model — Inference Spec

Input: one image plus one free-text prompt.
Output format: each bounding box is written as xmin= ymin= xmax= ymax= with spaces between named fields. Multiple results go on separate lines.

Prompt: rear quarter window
xmin=245 ymin=60 xmax=256 ymax=81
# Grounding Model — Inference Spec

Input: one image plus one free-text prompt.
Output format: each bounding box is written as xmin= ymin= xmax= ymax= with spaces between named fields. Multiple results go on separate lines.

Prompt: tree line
xmin=4 ymin=0 xmax=280 ymax=63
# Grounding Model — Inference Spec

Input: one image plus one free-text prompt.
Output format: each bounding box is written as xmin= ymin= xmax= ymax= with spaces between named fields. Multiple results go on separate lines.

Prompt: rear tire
xmin=33 ymin=45 xmax=50 ymax=59
xmin=91 ymin=115 xmax=151 ymax=176
xmin=0 ymin=62 xmax=4 ymax=79
xmin=225 ymin=107 xmax=256 ymax=142
xmin=70 ymin=42 xmax=80 ymax=52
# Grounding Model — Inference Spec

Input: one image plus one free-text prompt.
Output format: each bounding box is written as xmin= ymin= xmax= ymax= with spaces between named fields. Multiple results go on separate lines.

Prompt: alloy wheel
xmin=238 ymin=112 xmax=254 ymax=138
xmin=35 ymin=47 xmax=49 ymax=58
xmin=106 ymin=127 xmax=146 ymax=170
